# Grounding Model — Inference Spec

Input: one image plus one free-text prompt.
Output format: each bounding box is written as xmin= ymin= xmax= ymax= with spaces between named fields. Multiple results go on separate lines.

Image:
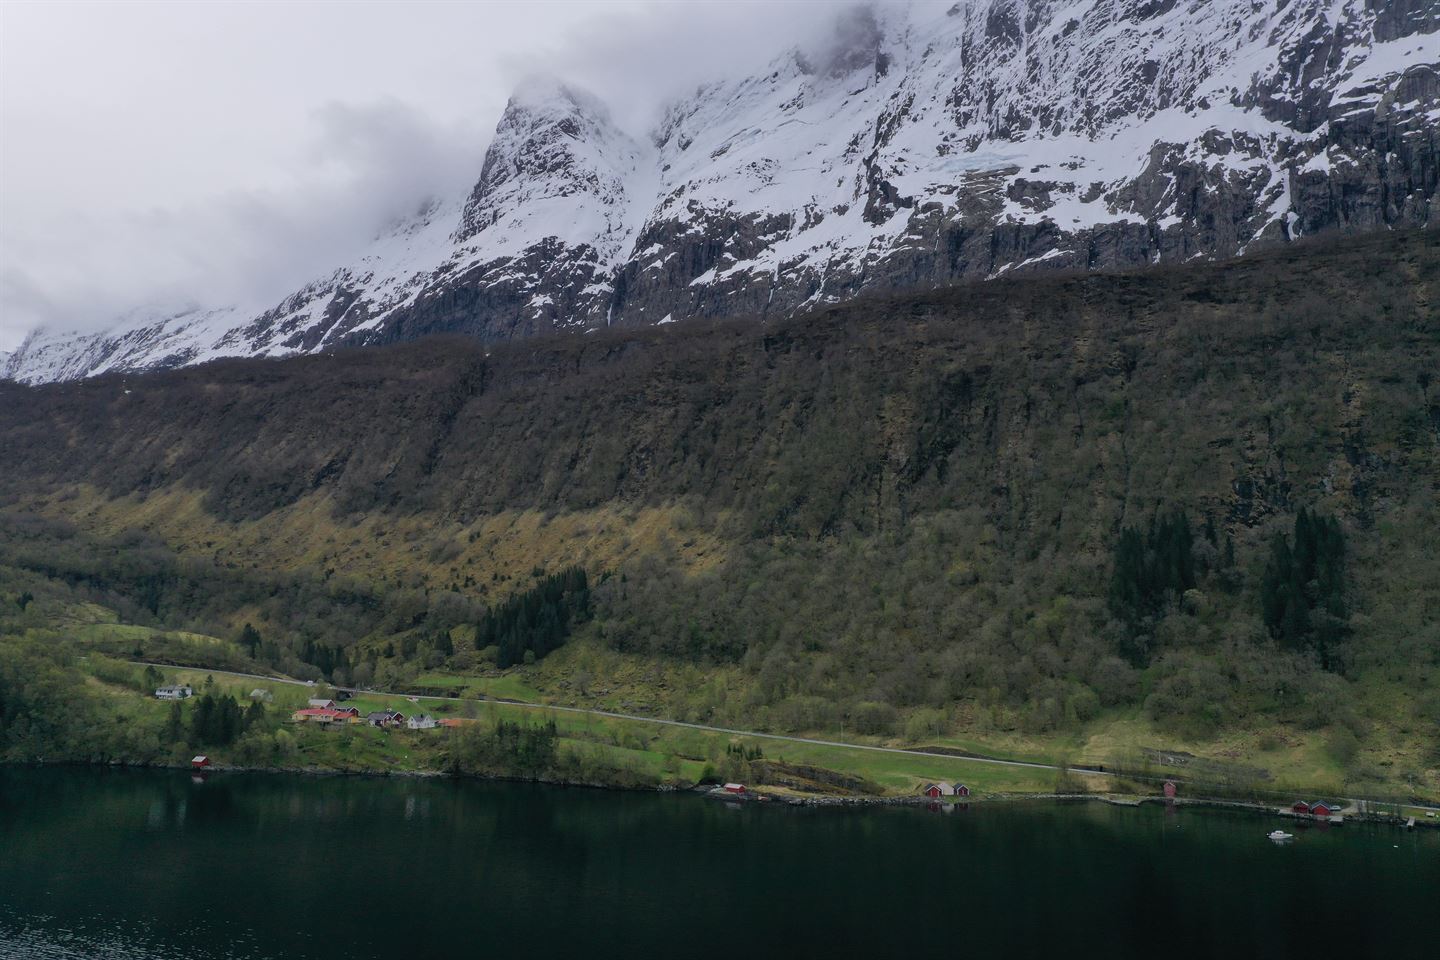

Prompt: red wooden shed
xmin=922 ymin=783 xmax=943 ymax=799
xmin=191 ymin=755 xmax=211 ymax=769
xmin=1292 ymin=801 xmax=1310 ymax=814
xmin=723 ymin=783 xmax=747 ymax=795
xmin=1163 ymin=780 xmax=1177 ymax=798
xmin=1310 ymin=801 xmax=1339 ymax=817
xmin=955 ymin=784 xmax=970 ymax=797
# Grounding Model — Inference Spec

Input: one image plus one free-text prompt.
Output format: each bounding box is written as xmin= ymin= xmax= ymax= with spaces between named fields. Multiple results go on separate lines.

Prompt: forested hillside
xmin=2 ymin=230 xmax=1437 ymax=794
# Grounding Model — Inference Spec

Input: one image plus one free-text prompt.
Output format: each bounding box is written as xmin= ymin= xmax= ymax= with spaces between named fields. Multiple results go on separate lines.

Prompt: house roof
xmin=295 ymin=708 xmax=347 ymax=718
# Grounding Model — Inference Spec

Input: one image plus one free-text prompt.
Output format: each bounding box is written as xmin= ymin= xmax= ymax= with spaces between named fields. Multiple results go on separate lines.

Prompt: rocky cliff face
xmin=6 ymin=0 xmax=1437 ymax=384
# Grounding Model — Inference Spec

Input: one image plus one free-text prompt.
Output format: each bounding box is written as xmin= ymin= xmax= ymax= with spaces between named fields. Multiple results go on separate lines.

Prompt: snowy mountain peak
xmin=452 ymin=73 xmax=649 ymax=263
xmin=6 ymin=0 xmax=1437 ymax=385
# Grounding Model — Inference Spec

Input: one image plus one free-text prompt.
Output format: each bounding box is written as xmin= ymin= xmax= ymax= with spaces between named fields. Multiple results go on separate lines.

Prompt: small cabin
xmin=1310 ymin=801 xmax=1340 ymax=817
xmin=1163 ymin=780 xmax=1177 ymax=799
xmin=307 ymin=698 xmax=337 ymax=710
xmin=723 ymin=783 xmax=747 ymax=795
xmin=1292 ymin=800 xmax=1311 ymax=814
xmin=191 ymin=755 xmax=211 ymax=769
xmin=935 ymin=781 xmax=955 ymax=796
xmin=367 ymin=710 xmax=406 ymax=727
xmin=955 ymin=784 xmax=970 ymax=797
xmin=407 ymin=714 xmax=438 ymax=730
xmin=922 ymin=783 xmax=943 ymax=799
xmin=155 ymin=685 xmax=193 ymax=701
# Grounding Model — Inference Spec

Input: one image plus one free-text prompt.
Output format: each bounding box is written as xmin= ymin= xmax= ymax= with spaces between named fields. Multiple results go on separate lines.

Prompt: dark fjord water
xmin=1 ymin=767 xmax=1435 ymax=959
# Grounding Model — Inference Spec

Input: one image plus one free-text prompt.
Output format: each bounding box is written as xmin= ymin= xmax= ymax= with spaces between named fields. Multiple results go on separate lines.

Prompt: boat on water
xmin=1268 ymin=830 xmax=1294 ymax=842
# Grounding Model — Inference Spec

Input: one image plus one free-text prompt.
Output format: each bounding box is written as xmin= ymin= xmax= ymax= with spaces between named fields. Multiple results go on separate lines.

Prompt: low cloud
xmin=1 ymin=99 xmax=486 ymax=342
xmin=510 ymin=0 xmax=855 ymax=135
xmin=0 ymin=0 xmax=864 ymax=350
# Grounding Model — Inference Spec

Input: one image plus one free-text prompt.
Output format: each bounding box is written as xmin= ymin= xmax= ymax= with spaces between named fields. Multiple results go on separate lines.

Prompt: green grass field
xmin=126 ymin=662 xmax=1062 ymax=795
xmin=126 ymin=655 xmax=1431 ymax=803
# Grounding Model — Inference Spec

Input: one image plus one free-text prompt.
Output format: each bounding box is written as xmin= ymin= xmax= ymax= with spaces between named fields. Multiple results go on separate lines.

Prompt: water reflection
xmin=0 ymin=767 xmax=1435 ymax=960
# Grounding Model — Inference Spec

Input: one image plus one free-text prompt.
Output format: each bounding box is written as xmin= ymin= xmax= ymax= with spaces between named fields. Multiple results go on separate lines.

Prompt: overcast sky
xmin=0 ymin=0 xmax=849 ymax=351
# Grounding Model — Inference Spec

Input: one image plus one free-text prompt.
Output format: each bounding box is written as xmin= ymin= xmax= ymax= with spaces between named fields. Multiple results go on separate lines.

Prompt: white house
xmin=406 ymin=714 xmax=438 ymax=730
xmin=155 ymin=685 xmax=193 ymax=701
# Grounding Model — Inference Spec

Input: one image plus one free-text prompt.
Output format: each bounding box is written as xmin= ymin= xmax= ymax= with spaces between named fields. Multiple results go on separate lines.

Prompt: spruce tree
xmin=243 ymin=699 xmax=266 ymax=733
xmin=1261 ymin=509 xmax=1347 ymax=667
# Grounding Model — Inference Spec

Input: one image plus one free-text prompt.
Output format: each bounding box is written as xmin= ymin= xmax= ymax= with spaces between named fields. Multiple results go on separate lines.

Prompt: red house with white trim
xmin=1310 ymin=800 xmax=1340 ymax=817
xmin=723 ymin=783 xmax=747 ymax=795
xmin=191 ymin=755 xmax=211 ymax=769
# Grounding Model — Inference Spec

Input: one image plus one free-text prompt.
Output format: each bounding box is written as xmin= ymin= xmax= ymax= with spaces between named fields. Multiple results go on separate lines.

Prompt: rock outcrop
xmin=6 ymin=0 xmax=1437 ymax=384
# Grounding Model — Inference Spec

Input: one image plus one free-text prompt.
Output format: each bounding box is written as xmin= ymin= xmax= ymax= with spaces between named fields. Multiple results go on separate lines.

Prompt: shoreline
xmin=8 ymin=758 xmax=1434 ymax=831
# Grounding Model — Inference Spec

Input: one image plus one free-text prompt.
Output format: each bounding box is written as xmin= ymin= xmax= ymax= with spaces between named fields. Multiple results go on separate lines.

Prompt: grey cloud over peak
xmin=0 ymin=0 xmax=859 ymax=351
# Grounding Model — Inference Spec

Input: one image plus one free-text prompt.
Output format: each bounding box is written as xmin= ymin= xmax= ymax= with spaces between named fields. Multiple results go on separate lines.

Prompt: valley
xmin=3 ymin=230 xmax=1437 ymax=804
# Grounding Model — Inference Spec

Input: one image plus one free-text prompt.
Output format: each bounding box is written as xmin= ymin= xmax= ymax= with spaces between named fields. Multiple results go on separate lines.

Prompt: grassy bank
xmin=125 ymin=661 xmax=1068 ymax=796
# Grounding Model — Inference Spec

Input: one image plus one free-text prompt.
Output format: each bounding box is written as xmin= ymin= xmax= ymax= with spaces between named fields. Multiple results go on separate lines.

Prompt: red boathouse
xmin=191 ymin=755 xmax=211 ymax=769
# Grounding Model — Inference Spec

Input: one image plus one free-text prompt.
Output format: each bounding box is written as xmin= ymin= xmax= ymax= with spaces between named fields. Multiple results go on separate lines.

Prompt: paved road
xmin=132 ymin=659 xmax=1440 ymax=811
xmin=130 ymin=660 xmax=1089 ymax=776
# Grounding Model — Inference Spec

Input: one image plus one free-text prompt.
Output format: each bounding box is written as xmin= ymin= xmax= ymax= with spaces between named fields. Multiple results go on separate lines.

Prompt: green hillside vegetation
xmin=1 ymin=230 xmax=1438 ymax=800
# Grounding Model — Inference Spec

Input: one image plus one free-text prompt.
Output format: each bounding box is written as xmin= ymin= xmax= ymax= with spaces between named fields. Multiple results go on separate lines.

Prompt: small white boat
xmin=1268 ymin=830 xmax=1293 ymax=842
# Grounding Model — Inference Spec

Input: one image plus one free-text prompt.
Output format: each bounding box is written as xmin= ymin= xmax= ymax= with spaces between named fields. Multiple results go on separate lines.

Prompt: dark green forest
xmin=2 ymin=231 xmax=1438 ymax=780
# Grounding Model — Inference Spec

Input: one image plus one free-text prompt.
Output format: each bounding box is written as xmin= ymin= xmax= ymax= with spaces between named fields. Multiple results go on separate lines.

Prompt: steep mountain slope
xmin=5 ymin=0 xmax=1437 ymax=384
xmin=2 ymin=232 xmax=1437 ymax=789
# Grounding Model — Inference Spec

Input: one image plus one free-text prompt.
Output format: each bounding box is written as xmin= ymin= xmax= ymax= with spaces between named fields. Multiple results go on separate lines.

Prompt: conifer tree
xmin=239 ymin=623 xmax=261 ymax=657
xmin=1261 ymin=508 xmax=1347 ymax=668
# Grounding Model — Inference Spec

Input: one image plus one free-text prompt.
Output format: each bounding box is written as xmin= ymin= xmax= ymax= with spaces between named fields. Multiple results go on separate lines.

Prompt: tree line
xmin=476 ymin=567 xmax=591 ymax=668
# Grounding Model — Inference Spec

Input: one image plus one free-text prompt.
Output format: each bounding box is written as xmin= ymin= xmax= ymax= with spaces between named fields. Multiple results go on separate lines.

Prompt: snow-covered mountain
xmin=6 ymin=0 xmax=1437 ymax=384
